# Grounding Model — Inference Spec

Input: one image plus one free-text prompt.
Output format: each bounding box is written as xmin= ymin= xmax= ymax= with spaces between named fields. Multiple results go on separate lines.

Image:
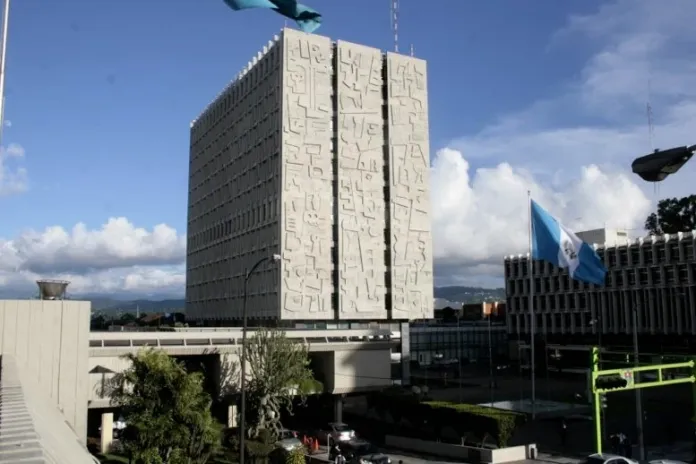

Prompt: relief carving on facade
xmin=386 ymin=53 xmax=434 ymax=320
xmin=280 ymin=30 xmax=333 ymax=319
xmin=336 ymin=42 xmax=388 ymax=319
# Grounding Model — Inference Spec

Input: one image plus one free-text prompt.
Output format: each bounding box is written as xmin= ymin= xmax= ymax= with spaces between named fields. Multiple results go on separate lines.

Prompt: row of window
xmin=189 ymin=112 xmax=281 ymax=205
xmin=505 ymin=234 xmax=696 ymax=279
xmin=191 ymin=39 xmax=281 ymax=145
xmin=508 ymin=284 xmax=692 ymax=313
xmin=187 ymin=225 xmax=279 ymax=273
xmin=188 ymin=196 xmax=280 ymax=253
xmin=508 ymin=286 xmax=696 ymax=335
xmin=508 ymin=263 xmax=696 ymax=296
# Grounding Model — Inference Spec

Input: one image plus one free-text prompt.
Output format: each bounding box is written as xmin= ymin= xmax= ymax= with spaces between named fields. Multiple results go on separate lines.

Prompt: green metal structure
xmin=590 ymin=346 xmax=696 ymax=454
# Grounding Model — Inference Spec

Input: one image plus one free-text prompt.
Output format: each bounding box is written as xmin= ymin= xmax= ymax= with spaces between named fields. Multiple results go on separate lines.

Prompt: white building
xmin=186 ymin=28 xmax=433 ymax=324
xmin=505 ymin=229 xmax=696 ymax=341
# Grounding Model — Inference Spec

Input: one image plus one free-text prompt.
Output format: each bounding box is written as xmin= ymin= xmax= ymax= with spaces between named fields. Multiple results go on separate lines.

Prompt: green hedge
xmin=423 ymin=401 xmax=521 ymax=447
xmin=370 ymin=390 xmax=523 ymax=447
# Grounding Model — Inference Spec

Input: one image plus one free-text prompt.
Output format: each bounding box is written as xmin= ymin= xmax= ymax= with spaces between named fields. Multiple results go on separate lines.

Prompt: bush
xmin=285 ymin=446 xmax=306 ymax=464
xmin=424 ymin=401 xmax=521 ymax=447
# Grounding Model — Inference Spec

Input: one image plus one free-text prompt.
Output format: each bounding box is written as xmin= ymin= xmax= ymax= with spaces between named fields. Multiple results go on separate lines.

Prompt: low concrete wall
xmin=384 ymin=435 xmax=537 ymax=464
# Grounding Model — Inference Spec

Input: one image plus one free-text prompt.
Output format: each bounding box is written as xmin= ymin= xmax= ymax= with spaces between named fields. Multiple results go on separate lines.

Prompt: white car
xmin=585 ymin=453 xmax=639 ymax=464
xmin=275 ymin=429 xmax=303 ymax=452
xmin=318 ymin=422 xmax=355 ymax=445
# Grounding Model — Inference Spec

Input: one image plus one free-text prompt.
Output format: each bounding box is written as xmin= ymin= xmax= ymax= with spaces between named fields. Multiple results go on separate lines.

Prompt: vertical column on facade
xmin=690 ymin=285 xmax=696 ymax=335
xmin=278 ymin=29 xmax=334 ymax=320
xmin=334 ymin=40 xmax=388 ymax=320
xmin=385 ymin=52 xmax=433 ymax=320
xmin=648 ymin=287 xmax=656 ymax=334
xmin=609 ymin=290 xmax=617 ymax=334
xmin=100 ymin=412 xmax=113 ymax=454
xmin=331 ymin=43 xmax=340 ymax=319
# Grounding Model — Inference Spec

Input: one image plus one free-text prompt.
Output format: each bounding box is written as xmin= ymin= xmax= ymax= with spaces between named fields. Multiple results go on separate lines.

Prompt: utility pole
xmin=632 ymin=305 xmax=645 ymax=460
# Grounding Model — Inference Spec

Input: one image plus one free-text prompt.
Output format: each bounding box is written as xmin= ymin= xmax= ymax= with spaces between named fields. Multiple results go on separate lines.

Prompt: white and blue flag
xmin=531 ymin=200 xmax=607 ymax=286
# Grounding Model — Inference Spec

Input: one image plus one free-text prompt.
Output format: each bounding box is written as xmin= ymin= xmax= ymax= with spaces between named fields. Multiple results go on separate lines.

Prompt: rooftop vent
xmin=36 ymin=280 xmax=70 ymax=300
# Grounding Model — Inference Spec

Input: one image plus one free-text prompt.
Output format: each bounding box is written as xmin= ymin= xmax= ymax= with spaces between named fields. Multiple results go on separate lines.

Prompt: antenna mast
xmin=390 ymin=0 xmax=399 ymax=52
xmin=646 ymin=79 xmax=655 ymax=151
xmin=646 ymin=78 xmax=659 ymax=197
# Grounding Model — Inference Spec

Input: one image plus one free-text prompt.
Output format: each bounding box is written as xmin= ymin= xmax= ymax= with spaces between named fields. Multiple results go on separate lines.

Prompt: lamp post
xmin=457 ymin=314 xmax=463 ymax=403
xmin=488 ymin=313 xmax=494 ymax=405
xmin=239 ymin=254 xmax=281 ymax=464
xmin=632 ymin=305 xmax=645 ymax=460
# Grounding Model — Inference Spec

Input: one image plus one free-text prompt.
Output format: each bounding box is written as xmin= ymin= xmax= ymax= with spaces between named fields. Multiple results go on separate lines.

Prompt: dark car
xmin=337 ymin=439 xmax=391 ymax=464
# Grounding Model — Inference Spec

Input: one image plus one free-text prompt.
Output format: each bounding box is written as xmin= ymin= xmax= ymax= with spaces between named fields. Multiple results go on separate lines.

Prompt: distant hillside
xmin=87 ymin=286 xmax=504 ymax=314
xmin=91 ymin=299 xmax=186 ymax=312
xmin=433 ymin=286 xmax=505 ymax=305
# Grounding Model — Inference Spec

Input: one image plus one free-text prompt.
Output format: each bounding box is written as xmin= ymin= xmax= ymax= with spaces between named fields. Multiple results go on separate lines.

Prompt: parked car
xmin=585 ymin=453 xmax=638 ymax=464
xmin=317 ymin=422 xmax=355 ymax=445
xmin=336 ymin=439 xmax=390 ymax=464
xmin=275 ymin=428 xmax=303 ymax=452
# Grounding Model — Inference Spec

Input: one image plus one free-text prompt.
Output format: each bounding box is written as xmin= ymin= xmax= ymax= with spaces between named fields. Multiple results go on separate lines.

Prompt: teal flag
xmin=223 ymin=0 xmax=322 ymax=33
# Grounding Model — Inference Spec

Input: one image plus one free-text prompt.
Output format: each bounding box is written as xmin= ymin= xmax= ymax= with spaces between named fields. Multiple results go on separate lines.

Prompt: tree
xmin=645 ymin=195 xmax=696 ymax=235
xmin=243 ymin=328 xmax=322 ymax=439
xmin=104 ymin=349 xmax=222 ymax=464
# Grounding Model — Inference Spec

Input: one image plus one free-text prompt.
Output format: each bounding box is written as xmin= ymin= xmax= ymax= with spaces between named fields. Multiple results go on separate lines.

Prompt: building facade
xmin=409 ymin=321 xmax=507 ymax=368
xmin=187 ymin=28 xmax=433 ymax=323
xmin=505 ymin=230 xmax=696 ymax=368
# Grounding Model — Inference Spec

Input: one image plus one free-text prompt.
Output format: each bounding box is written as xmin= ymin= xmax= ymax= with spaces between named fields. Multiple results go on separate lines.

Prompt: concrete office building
xmin=504 ymin=229 xmax=696 ymax=368
xmin=187 ymin=28 xmax=433 ymax=323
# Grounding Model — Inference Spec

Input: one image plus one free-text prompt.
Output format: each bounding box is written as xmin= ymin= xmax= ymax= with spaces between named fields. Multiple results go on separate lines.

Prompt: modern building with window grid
xmin=186 ymin=28 xmax=433 ymax=324
xmin=409 ymin=321 xmax=507 ymax=368
xmin=504 ymin=229 xmax=696 ymax=369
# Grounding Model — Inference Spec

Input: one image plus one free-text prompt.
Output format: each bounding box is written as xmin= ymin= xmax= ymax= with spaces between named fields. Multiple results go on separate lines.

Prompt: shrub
xmin=285 ymin=446 xmax=306 ymax=464
xmin=424 ymin=401 xmax=521 ymax=447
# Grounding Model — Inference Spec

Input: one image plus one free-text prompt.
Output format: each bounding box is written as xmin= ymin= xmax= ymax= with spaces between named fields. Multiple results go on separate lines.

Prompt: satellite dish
xmin=631 ymin=145 xmax=695 ymax=182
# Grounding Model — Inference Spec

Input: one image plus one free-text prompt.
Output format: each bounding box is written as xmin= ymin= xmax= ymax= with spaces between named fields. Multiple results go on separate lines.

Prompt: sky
xmin=1 ymin=0 xmax=695 ymax=297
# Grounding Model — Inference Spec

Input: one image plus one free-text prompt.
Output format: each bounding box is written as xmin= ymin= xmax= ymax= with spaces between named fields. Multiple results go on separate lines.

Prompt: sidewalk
xmin=640 ymin=440 xmax=693 ymax=461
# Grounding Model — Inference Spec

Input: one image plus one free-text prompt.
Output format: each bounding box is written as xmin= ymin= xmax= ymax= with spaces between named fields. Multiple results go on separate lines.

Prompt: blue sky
xmin=2 ymin=0 xmax=695 ymax=295
xmin=5 ymin=0 xmax=598 ymax=233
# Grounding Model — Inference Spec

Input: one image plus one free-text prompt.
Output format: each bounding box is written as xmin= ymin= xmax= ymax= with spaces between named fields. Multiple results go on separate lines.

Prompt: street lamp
xmin=487 ymin=313 xmax=494 ymax=406
xmin=239 ymin=253 xmax=281 ymax=464
xmin=631 ymin=145 xmax=694 ymax=182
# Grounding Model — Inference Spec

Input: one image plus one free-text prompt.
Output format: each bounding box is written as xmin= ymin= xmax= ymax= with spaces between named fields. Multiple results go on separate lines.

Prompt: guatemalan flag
xmin=223 ymin=0 xmax=322 ymax=34
xmin=531 ymin=200 xmax=607 ymax=286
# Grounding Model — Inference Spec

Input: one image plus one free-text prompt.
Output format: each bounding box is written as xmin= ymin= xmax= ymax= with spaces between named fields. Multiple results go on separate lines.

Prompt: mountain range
xmin=88 ymin=285 xmax=506 ymax=313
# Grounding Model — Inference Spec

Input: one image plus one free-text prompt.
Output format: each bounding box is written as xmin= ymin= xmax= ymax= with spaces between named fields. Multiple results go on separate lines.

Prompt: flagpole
xmin=0 ymin=0 xmax=10 ymax=148
xmin=528 ymin=190 xmax=536 ymax=418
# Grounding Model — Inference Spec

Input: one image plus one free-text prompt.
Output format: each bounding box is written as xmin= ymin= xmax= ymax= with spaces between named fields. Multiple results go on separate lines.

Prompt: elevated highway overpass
xmin=0 ymin=298 xmax=404 ymax=459
xmin=88 ymin=327 xmax=398 ymax=409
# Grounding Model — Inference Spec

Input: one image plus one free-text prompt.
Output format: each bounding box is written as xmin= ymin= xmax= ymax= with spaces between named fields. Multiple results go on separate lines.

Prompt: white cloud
xmin=0 ymin=218 xmax=186 ymax=296
xmin=2 ymin=0 xmax=694 ymax=296
xmin=435 ymin=0 xmax=696 ymax=286
xmin=0 ymin=143 xmax=28 ymax=196
xmin=431 ymin=149 xmax=652 ymax=285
